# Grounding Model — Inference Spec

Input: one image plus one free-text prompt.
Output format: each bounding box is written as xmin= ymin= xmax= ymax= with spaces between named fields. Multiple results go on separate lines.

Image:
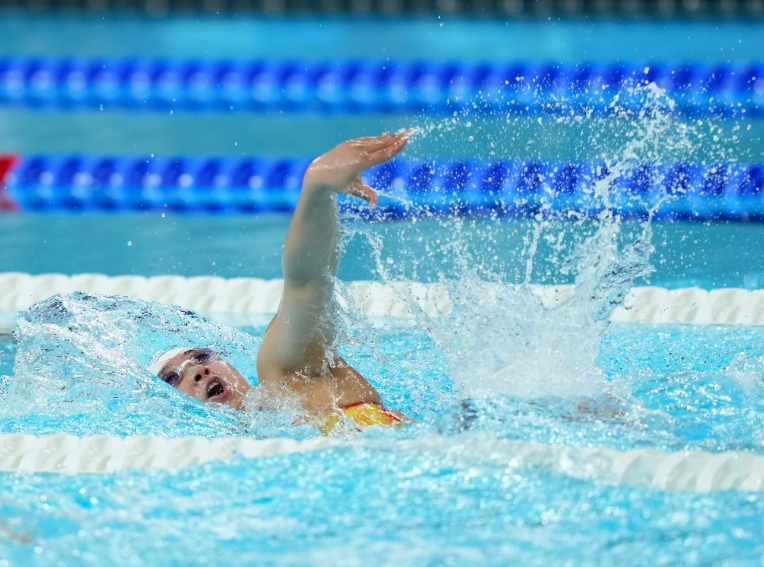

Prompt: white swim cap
xmin=147 ymin=347 xmax=192 ymax=376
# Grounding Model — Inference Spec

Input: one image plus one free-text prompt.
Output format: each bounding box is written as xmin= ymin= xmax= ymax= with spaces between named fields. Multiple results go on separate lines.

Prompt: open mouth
xmin=205 ymin=378 xmax=229 ymax=402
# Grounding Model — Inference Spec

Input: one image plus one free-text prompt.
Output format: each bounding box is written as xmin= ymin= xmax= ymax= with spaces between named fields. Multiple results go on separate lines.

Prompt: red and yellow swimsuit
xmin=313 ymin=402 xmax=405 ymax=435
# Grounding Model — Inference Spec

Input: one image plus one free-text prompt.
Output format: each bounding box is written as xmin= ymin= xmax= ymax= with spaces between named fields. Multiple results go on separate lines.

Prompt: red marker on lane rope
xmin=0 ymin=154 xmax=19 ymax=212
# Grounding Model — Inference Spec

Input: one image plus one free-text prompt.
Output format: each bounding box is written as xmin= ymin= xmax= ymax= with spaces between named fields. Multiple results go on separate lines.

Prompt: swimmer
xmin=148 ymin=131 xmax=411 ymax=434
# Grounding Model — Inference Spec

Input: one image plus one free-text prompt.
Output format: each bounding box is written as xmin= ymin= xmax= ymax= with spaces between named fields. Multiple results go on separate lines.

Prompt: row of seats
xmin=0 ymin=58 xmax=761 ymax=115
xmin=3 ymin=154 xmax=763 ymax=219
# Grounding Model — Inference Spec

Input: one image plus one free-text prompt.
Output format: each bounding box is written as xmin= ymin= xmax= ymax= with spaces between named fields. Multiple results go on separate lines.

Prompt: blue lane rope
xmin=3 ymin=154 xmax=763 ymax=220
xmin=0 ymin=58 xmax=762 ymax=116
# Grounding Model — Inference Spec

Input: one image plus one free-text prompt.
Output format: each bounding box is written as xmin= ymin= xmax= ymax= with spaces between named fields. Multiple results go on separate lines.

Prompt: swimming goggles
xmin=157 ymin=348 xmax=220 ymax=387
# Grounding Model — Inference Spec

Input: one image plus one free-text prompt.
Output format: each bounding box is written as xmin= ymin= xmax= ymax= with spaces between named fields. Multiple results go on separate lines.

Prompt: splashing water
xmin=5 ymin=293 xmax=311 ymax=438
xmin=3 ymin=82 xmax=741 ymax=437
xmin=343 ymin=82 xmax=713 ymax=400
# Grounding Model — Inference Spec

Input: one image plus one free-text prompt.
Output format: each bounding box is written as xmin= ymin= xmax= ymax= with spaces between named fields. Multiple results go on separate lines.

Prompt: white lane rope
xmin=3 ymin=272 xmax=764 ymax=332
xmin=1 ymin=432 xmax=763 ymax=493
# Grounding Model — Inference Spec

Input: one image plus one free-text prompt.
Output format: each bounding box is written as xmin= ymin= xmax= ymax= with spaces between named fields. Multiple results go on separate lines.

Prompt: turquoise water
xmin=2 ymin=110 xmax=762 ymax=161
xmin=1 ymin=200 xmax=764 ymax=565
xmin=2 ymin=197 xmax=764 ymax=566
xmin=5 ymin=292 xmax=764 ymax=448
xmin=0 ymin=437 xmax=763 ymax=566
xmin=3 ymin=297 xmax=764 ymax=565
xmin=2 ymin=16 xmax=763 ymax=61
xmin=0 ymin=439 xmax=761 ymax=567
xmin=0 ymin=15 xmax=762 ymax=158
xmin=2 ymin=11 xmax=764 ymax=567
xmin=2 ymin=214 xmax=764 ymax=289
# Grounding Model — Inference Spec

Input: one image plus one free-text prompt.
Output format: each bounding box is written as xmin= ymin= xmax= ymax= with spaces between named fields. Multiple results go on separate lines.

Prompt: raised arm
xmin=256 ymin=131 xmax=409 ymax=409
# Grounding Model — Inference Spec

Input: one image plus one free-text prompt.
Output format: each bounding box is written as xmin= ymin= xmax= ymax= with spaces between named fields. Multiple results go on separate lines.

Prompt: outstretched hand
xmin=303 ymin=130 xmax=411 ymax=210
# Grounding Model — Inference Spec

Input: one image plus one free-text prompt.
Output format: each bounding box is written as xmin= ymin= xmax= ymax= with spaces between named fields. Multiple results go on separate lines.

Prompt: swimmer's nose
xmin=183 ymin=363 xmax=204 ymax=384
xmin=192 ymin=366 xmax=210 ymax=384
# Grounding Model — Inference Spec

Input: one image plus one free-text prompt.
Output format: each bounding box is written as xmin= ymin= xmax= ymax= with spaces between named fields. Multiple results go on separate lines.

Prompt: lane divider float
xmin=1 ymin=432 xmax=763 ymax=493
xmin=0 ymin=154 xmax=18 ymax=212
xmin=2 ymin=273 xmax=764 ymax=332
xmin=0 ymin=58 xmax=761 ymax=116
xmin=2 ymin=154 xmax=763 ymax=220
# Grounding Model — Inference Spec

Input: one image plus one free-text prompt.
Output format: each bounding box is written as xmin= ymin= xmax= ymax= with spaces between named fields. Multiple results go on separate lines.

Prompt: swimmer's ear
xmin=349 ymin=178 xmax=378 ymax=210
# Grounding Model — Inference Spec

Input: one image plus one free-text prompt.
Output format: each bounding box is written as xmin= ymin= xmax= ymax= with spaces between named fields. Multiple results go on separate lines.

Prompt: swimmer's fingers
xmin=304 ymin=131 xmax=409 ymax=194
xmin=348 ymin=178 xmax=378 ymax=210
xmin=348 ymin=130 xmax=409 ymax=156
xmin=364 ymin=133 xmax=409 ymax=167
xmin=347 ymin=132 xmax=392 ymax=149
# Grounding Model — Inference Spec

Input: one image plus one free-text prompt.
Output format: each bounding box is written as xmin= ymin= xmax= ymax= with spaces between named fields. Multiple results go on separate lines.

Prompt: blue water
xmin=2 ymin=10 xmax=764 ymax=566
xmin=1 ymin=194 xmax=763 ymax=566
xmin=6 ymin=296 xmax=764 ymax=450
xmin=3 ymin=304 xmax=764 ymax=565
xmin=0 ymin=15 xmax=762 ymax=159
xmin=1 ymin=15 xmax=763 ymax=62
xmin=2 ymin=214 xmax=764 ymax=289
xmin=0 ymin=444 xmax=762 ymax=567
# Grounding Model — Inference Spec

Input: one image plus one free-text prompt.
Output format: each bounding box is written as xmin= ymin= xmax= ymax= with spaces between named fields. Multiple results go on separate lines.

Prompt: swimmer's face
xmin=156 ymin=348 xmax=250 ymax=410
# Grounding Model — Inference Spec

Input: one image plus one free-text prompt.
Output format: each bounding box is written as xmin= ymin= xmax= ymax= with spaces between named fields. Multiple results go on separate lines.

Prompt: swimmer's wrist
xmin=301 ymin=172 xmax=342 ymax=196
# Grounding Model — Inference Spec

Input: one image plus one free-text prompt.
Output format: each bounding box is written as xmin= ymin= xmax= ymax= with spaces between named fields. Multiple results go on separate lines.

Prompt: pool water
xmin=0 ymin=202 xmax=764 ymax=566
xmin=0 ymin=437 xmax=762 ymax=567
xmin=2 ymin=136 xmax=764 ymax=564
xmin=3 ymin=313 xmax=764 ymax=565
xmin=3 ymin=16 xmax=763 ymax=62
xmin=2 ymin=196 xmax=764 ymax=567
xmin=5 ymin=304 xmax=764 ymax=448
xmin=2 ymin=10 xmax=764 ymax=567
xmin=3 ymin=211 xmax=764 ymax=565
xmin=4 ymin=214 xmax=764 ymax=289
xmin=0 ymin=15 xmax=763 ymax=160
